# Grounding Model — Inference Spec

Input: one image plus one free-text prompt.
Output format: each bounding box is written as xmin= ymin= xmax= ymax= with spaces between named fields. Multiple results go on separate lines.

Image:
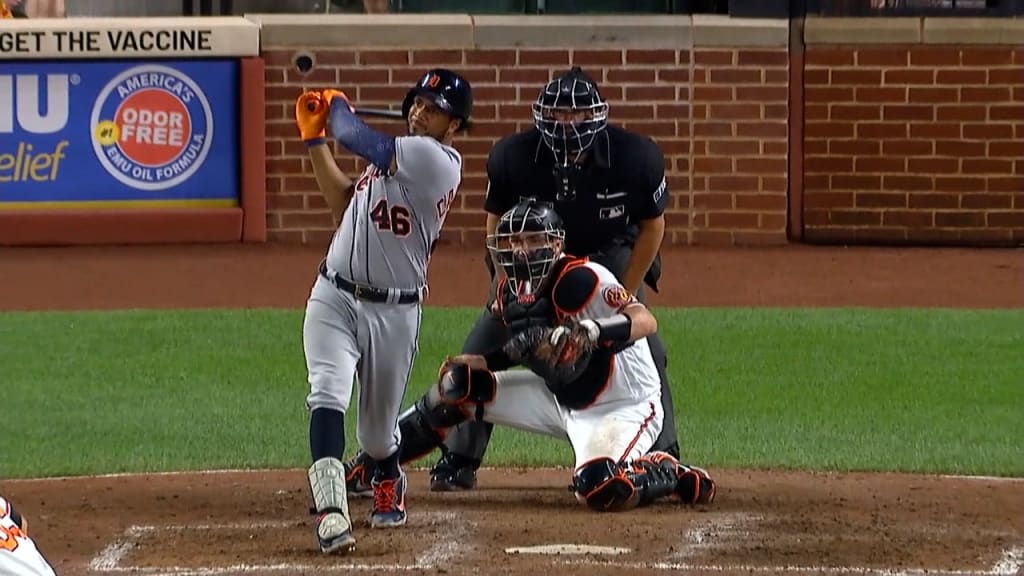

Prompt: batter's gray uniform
xmin=304 ymin=136 xmax=461 ymax=460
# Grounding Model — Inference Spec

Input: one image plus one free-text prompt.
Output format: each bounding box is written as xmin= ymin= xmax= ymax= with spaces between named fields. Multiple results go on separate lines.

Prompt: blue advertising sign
xmin=0 ymin=59 xmax=238 ymax=209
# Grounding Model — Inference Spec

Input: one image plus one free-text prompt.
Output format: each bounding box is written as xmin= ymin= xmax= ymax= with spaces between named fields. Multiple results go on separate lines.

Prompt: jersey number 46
xmin=370 ymin=199 xmax=411 ymax=237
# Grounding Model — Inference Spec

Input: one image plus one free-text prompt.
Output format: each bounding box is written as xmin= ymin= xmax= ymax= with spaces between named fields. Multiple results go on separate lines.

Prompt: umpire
xmin=430 ymin=66 xmax=681 ymax=491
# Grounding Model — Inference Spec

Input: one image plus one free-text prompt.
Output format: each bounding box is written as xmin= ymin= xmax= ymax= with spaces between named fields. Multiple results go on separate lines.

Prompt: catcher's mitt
xmin=504 ymin=319 xmax=599 ymax=385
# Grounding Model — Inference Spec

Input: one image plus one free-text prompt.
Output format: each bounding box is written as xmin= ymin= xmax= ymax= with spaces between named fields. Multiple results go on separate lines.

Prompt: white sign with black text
xmin=0 ymin=17 xmax=260 ymax=59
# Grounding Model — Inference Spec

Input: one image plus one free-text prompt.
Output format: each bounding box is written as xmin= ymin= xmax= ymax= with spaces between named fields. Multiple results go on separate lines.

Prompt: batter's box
xmin=88 ymin=512 xmax=473 ymax=575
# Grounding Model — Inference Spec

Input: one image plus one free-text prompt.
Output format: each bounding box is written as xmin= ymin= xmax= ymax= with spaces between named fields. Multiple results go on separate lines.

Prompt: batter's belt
xmin=318 ymin=259 xmax=422 ymax=304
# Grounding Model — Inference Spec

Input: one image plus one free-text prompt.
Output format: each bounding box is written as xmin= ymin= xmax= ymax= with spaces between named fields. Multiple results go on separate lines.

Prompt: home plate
xmin=504 ymin=544 xmax=632 ymax=555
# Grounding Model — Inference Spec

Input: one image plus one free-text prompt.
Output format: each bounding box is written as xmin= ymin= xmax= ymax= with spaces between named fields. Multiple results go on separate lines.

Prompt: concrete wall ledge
xmin=806 ymin=15 xmax=1024 ymax=45
xmin=245 ymin=13 xmax=475 ymax=48
xmin=247 ymin=13 xmax=790 ymax=49
xmin=923 ymin=18 xmax=1024 ymax=44
xmin=471 ymin=15 xmax=693 ymax=48
xmin=692 ymin=14 xmax=789 ymax=47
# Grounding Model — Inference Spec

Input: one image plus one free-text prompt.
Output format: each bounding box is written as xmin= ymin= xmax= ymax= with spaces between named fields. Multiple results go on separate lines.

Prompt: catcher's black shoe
xmin=344 ymin=453 xmax=374 ymax=498
xmin=429 ymin=452 xmax=479 ymax=492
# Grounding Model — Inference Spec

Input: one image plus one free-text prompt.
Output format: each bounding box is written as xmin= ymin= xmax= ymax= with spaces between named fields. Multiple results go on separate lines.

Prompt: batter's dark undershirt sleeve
xmin=629 ymin=141 xmax=670 ymax=220
xmin=483 ymin=144 xmax=517 ymax=216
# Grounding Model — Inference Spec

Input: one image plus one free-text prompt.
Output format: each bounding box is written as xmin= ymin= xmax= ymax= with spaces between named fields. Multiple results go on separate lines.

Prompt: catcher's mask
xmin=486 ymin=199 xmax=566 ymax=296
xmin=532 ymin=66 xmax=609 ymax=202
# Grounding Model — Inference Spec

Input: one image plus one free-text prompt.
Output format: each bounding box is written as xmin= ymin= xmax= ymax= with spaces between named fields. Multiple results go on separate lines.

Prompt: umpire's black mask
xmin=532 ymin=67 xmax=609 ymax=202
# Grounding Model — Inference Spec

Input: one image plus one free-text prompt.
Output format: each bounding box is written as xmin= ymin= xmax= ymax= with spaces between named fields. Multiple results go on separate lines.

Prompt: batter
xmin=294 ymin=68 xmax=473 ymax=554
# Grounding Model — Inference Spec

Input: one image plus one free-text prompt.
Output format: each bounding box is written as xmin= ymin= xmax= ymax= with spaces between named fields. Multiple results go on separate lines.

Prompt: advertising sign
xmin=0 ymin=59 xmax=239 ymax=209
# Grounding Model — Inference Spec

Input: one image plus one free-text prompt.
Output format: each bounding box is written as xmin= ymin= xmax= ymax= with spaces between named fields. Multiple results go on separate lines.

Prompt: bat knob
xmin=307 ymin=102 xmax=318 ymax=112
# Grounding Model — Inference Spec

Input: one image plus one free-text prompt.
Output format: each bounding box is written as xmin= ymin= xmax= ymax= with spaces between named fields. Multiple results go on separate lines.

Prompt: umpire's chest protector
xmin=500 ymin=129 xmax=660 ymax=255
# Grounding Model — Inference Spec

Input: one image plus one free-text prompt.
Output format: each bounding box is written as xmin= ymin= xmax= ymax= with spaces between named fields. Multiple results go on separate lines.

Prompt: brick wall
xmin=261 ymin=47 xmax=790 ymax=246
xmin=803 ymin=46 xmax=1024 ymax=245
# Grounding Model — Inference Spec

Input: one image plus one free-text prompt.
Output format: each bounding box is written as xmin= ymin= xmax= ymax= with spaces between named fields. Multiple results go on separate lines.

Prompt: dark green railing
xmin=41 ymin=0 xmax=1024 ymax=18
xmin=805 ymin=0 xmax=1023 ymax=16
xmin=386 ymin=0 xmax=729 ymax=14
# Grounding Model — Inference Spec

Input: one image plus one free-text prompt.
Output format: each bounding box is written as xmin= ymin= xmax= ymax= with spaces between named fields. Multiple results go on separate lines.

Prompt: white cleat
xmin=316 ymin=511 xmax=356 ymax=554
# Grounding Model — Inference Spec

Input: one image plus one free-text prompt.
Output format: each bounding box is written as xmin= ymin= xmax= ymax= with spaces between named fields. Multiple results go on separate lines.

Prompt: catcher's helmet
xmin=486 ymin=198 xmax=566 ymax=296
xmin=402 ymin=68 xmax=473 ymax=128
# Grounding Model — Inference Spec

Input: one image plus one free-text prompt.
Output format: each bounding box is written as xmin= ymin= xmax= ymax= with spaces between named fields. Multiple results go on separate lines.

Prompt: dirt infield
xmin=1 ymin=244 xmax=1023 ymax=576
xmin=0 ymin=244 xmax=1022 ymax=310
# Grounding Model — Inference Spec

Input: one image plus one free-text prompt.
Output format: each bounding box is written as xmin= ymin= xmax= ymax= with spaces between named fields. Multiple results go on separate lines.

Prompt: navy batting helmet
xmin=402 ymin=68 xmax=473 ymax=128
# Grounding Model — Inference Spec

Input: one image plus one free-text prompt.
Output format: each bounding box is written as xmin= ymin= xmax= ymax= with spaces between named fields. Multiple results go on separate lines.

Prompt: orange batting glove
xmin=320 ymin=89 xmax=354 ymax=113
xmin=295 ymin=91 xmax=329 ymax=145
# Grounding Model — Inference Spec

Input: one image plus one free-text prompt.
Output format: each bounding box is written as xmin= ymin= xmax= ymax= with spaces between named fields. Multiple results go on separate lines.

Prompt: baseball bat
xmin=306 ymin=100 xmax=404 ymax=120
xmin=355 ymin=107 xmax=405 ymax=120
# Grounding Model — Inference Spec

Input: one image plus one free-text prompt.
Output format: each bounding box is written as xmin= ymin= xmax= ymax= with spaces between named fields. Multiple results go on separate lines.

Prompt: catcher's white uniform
xmin=0 ymin=497 xmax=57 ymax=576
xmin=484 ymin=258 xmax=664 ymax=468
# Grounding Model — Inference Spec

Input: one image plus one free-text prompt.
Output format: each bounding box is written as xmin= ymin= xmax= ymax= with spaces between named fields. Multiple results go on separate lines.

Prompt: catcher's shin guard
xmin=345 ymin=396 xmax=459 ymax=488
xmin=627 ymin=456 xmax=684 ymax=507
xmin=396 ymin=398 xmax=449 ymax=463
xmin=572 ymin=457 xmax=680 ymax=512
xmin=647 ymin=451 xmax=717 ymax=505
xmin=308 ymin=457 xmax=356 ymax=554
xmin=404 ymin=363 xmax=497 ymax=461
xmin=344 ymin=364 xmax=497 ymax=497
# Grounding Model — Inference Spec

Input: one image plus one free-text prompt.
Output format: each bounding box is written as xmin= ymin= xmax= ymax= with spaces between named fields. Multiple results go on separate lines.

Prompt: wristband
xmin=593 ymin=314 xmax=632 ymax=343
xmin=304 ymin=137 xmax=327 ymax=148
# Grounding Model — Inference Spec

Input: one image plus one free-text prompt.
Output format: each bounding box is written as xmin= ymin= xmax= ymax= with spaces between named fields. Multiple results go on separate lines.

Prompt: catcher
xmin=345 ymin=199 xmax=716 ymax=511
xmin=0 ymin=496 xmax=58 ymax=576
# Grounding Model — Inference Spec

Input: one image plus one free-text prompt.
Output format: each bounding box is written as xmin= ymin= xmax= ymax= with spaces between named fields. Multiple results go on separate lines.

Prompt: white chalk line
xmin=100 ymin=563 xmax=425 ymax=575
xmin=992 ymin=546 xmax=1024 ymax=575
xmin=74 ymin=471 xmax=1022 ymax=576
xmin=671 ymin=511 xmax=762 ymax=560
xmin=85 ymin=516 xmax=1024 ymax=576
xmin=10 ymin=467 xmax=1024 ymax=483
xmin=652 ymin=511 xmax=1022 ymax=576
xmin=414 ymin=511 xmax=471 ymax=569
xmin=89 ymin=514 xmax=472 ymax=575
xmin=568 ymin=546 xmax=1024 ymax=575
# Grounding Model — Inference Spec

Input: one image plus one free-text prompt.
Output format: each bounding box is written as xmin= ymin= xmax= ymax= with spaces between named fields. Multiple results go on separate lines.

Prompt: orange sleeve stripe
xmin=495 ymin=276 xmax=507 ymax=319
xmin=617 ymin=401 xmax=658 ymax=464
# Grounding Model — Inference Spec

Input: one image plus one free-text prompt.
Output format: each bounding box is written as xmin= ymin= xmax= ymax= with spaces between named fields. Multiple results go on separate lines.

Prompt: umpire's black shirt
xmin=484 ymin=125 xmax=669 ymax=259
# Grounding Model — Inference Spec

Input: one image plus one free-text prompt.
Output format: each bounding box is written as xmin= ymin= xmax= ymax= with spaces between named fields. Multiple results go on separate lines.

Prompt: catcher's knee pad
xmin=571 ymin=458 xmax=637 ymax=512
xmin=647 ymin=452 xmax=717 ymax=505
xmin=425 ymin=363 xmax=496 ymax=424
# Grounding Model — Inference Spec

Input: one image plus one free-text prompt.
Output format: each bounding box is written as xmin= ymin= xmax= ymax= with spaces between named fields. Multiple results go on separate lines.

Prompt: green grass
xmin=2 ymin=308 xmax=1022 ymax=479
